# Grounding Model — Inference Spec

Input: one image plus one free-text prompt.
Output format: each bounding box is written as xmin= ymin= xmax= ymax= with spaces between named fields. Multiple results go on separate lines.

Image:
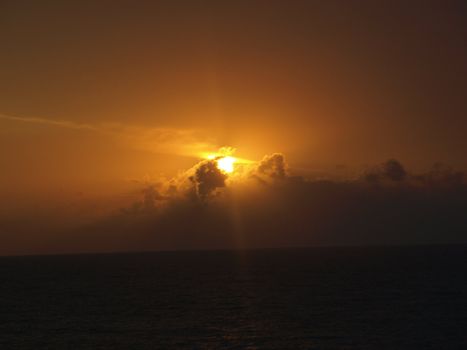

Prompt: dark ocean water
xmin=1 ymin=245 xmax=467 ymax=349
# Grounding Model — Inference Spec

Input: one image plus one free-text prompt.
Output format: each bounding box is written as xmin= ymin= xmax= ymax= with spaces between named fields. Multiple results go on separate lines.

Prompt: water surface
xmin=1 ymin=245 xmax=466 ymax=349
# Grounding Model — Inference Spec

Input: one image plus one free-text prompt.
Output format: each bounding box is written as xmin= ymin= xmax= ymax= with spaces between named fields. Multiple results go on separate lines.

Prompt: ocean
xmin=1 ymin=245 xmax=466 ymax=349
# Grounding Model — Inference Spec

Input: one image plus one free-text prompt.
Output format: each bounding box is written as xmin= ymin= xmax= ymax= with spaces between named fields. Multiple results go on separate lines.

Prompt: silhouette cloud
xmin=87 ymin=155 xmax=466 ymax=253
xmin=1 ymin=155 xmax=466 ymax=255
xmin=364 ymin=159 xmax=407 ymax=184
xmin=192 ymin=160 xmax=228 ymax=199
xmin=256 ymin=153 xmax=287 ymax=180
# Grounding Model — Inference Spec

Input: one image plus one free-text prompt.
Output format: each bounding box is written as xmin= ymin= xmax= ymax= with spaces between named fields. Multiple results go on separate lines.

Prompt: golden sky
xmin=1 ymin=1 xmax=466 ymax=254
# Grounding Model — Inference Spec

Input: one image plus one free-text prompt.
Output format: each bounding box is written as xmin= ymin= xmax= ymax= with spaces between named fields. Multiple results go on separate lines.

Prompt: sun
xmin=203 ymin=147 xmax=244 ymax=174
xmin=216 ymin=156 xmax=236 ymax=173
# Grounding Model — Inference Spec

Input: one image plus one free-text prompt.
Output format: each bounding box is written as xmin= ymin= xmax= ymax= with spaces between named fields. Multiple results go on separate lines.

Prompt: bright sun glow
xmin=216 ymin=156 xmax=236 ymax=173
xmin=203 ymin=147 xmax=250 ymax=174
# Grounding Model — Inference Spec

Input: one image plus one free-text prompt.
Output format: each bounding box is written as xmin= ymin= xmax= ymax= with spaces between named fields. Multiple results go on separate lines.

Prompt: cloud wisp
xmin=0 ymin=112 xmax=217 ymax=158
xmin=0 ymin=113 xmax=97 ymax=131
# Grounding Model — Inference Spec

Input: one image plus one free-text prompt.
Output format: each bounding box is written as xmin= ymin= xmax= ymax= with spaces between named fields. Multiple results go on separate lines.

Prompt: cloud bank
xmin=1 ymin=154 xmax=466 ymax=255
xmin=69 ymin=156 xmax=467 ymax=253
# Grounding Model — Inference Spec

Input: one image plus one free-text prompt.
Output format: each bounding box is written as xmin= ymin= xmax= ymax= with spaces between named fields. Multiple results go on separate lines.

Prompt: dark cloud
xmin=2 ymin=155 xmax=466 ymax=255
xmin=364 ymin=159 xmax=407 ymax=184
xmin=78 ymin=156 xmax=467 ymax=253
xmin=422 ymin=163 xmax=465 ymax=188
xmin=256 ymin=153 xmax=287 ymax=180
xmin=119 ymin=186 xmax=167 ymax=215
xmin=192 ymin=160 xmax=227 ymax=199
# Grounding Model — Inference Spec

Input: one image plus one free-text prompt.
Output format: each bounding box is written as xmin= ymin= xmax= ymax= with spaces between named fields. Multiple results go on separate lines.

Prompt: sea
xmin=1 ymin=245 xmax=466 ymax=349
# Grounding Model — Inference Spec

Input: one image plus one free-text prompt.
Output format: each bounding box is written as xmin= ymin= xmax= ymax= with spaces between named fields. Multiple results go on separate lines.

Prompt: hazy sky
xmin=1 ymin=1 xmax=467 ymax=254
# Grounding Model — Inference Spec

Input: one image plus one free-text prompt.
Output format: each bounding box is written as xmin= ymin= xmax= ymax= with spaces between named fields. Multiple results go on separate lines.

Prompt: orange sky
xmin=2 ymin=1 xmax=467 ymax=192
xmin=1 ymin=1 xmax=467 ymax=255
